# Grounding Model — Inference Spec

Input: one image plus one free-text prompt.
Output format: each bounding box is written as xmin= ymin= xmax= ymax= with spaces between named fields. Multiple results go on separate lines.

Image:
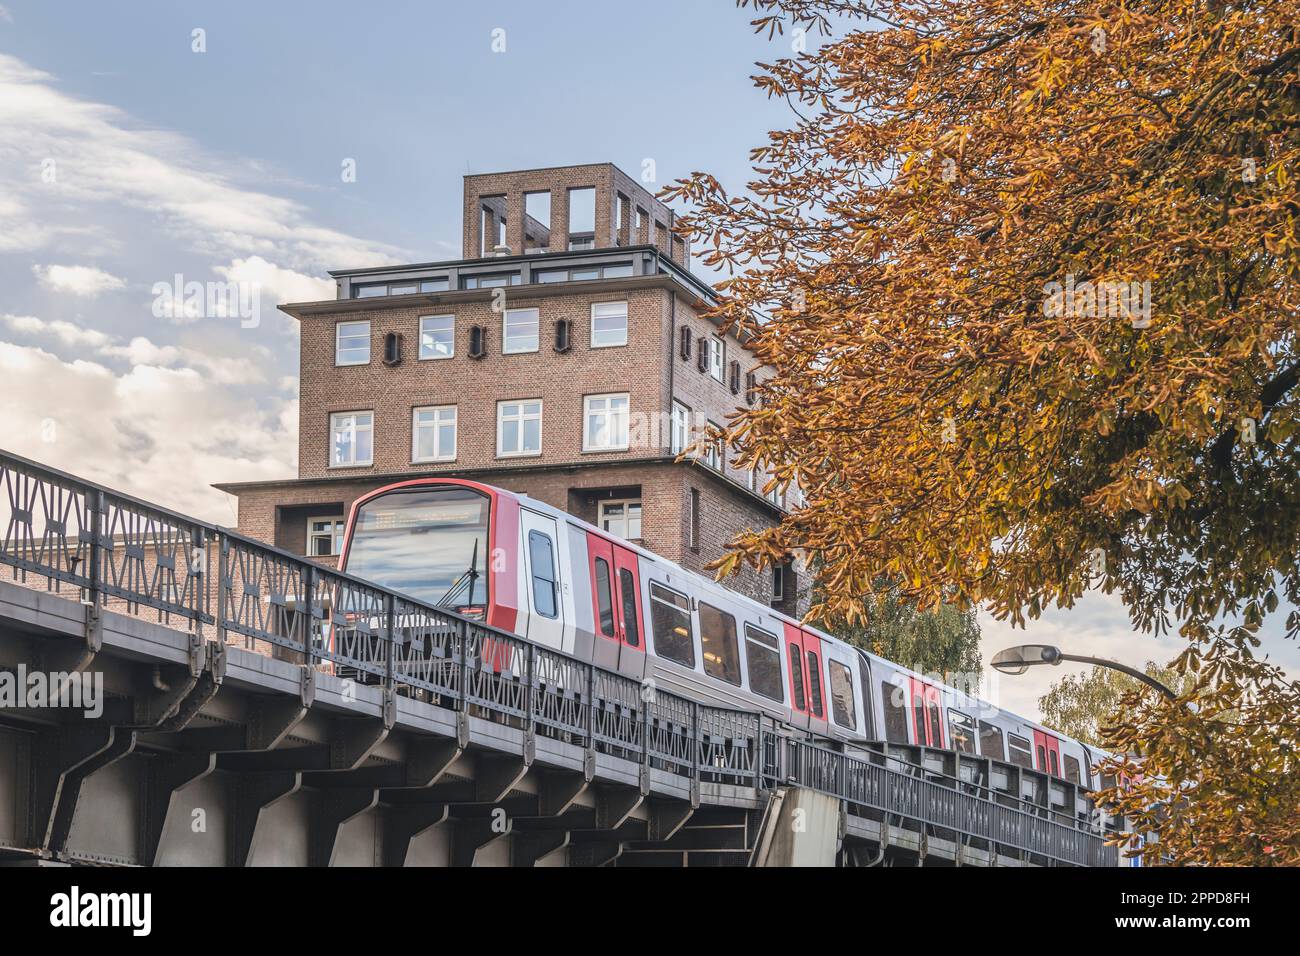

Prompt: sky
xmin=1 ymin=0 xmax=1295 ymax=721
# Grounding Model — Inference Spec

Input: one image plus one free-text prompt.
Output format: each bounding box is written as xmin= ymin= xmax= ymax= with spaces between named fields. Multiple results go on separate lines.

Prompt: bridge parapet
xmin=0 ymin=448 xmax=1118 ymax=866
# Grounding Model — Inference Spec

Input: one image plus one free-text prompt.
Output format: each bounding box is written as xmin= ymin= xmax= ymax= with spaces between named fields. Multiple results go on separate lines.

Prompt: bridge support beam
xmin=228 ymin=771 xmax=302 ymax=867
xmin=144 ymin=752 xmax=217 ymax=865
xmin=309 ymin=787 xmax=379 ymax=867
xmin=511 ymin=829 xmax=569 ymax=867
xmin=381 ymin=803 xmax=449 ymax=867
xmin=31 ymin=720 xmax=137 ymax=856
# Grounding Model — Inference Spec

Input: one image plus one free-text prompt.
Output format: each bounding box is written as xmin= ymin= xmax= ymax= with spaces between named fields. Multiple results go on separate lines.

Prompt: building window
xmin=329 ymin=411 xmax=373 ymax=467
xmin=502 ymin=308 xmax=540 ymax=354
xmin=524 ymin=190 xmax=551 ymax=253
xmin=418 ymin=315 xmax=454 ymax=360
xmin=584 ymin=393 xmax=630 ymax=451
xmin=599 ymin=500 xmax=642 ymax=539
xmin=590 ymin=301 xmax=628 ymax=348
xmin=307 ymin=517 xmax=345 ymax=557
xmin=765 ymin=476 xmax=783 ymax=508
xmin=771 ymin=564 xmax=785 ymax=604
xmin=670 ymin=401 xmax=690 ymax=455
xmin=497 ymin=400 xmax=542 ymax=457
xmin=412 ymin=405 xmax=457 ymax=463
xmin=335 ymin=321 xmax=370 ymax=366
xmin=708 ymin=336 xmax=724 ymax=382
xmin=704 ymin=421 xmax=722 ymax=470
xmin=462 ymin=272 xmax=520 ymax=290
xmin=744 ymin=625 xmax=784 ymax=702
xmin=567 ymin=186 xmax=596 ymax=250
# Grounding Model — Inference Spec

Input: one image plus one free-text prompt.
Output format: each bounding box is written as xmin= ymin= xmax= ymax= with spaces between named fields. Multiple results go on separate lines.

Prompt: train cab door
xmin=609 ymin=544 xmax=646 ymax=678
xmin=1033 ymin=729 xmax=1062 ymax=777
xmin=586 ymin=532 xmax=644 ymax=677
xmin=520 ymin=510 xmax=565 ymax=650
xmin=909 ymin=678 xmax=945 ymax=749
xmin=783 ymin=624 xmax=829 ymax=732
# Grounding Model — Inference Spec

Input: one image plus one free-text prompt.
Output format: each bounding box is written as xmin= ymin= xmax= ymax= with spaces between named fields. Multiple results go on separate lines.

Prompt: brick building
xmin=216 ymin=163 xmax=807 ymax=615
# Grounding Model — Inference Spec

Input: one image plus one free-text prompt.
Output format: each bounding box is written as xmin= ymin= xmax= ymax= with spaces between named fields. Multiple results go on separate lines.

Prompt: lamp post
xmin=990 ymin=644 xmax=1177 ymax=700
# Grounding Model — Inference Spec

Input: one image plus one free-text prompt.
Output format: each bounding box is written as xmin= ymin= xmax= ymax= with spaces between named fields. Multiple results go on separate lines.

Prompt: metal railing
xmin=0 ymin=448 xmax=1115 ymax=865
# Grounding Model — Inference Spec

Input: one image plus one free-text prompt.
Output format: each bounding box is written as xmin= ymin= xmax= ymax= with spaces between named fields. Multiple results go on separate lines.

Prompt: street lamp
xmin=991 ymin=644 xmax=1177 ymax=700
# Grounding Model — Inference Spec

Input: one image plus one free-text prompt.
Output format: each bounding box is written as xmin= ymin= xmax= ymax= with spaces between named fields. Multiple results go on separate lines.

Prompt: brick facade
xmin=218 ymin=163 xmax=807 ymax=616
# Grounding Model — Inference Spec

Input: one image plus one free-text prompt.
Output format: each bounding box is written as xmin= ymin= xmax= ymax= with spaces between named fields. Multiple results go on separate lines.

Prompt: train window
xmin=618 ymin=569 xmax=640 ymax=647
xmin=527 ymin=531 xmax=558 ymax=619
xmin=744 ymin=625 xmax=783 ymax=702
xmin=806 ymin=651 xmax=824 ymax=718
xmin=649 ymin=583 xmax=694 ymax=666
xmin=828 ymin=660 xmax=857 ymax=730
xmin=1049 ymin=750 xmax=1060 ymax=777
xmin=789 ymin=646 xmax=806 ymax=712
xmin=594 ymin=558 xmax=615 ymax=638
xmin=1063 ymin=754 xmax=1082 ymax=785
xmin=1007 ymin=733 xmax=1033 ymax=769
xmin=978 ymin=721 xmax=1004 ymax=761
xmin=912 ymin=691 xmax=926 ymax=745
xmin=926 ymin=698 xmax=943 ymax=748
xmin=948 ymin=709 xmax=976 ymax=754
xmin=1036 ymin=744 xmax=1047 ymax=770
xmin=699 ymin=603 xmax=741 ymax=685
xmin=882 ymin=681 xmax=909 ymax=743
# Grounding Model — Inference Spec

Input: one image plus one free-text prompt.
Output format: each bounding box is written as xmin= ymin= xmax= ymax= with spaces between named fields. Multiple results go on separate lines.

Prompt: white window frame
xmin=497 ymin=399 xmax=543 ymax=457
xmin=502 ymin=307 xmax=540 ymax=354
xmin=590 ymin=301 xmax=629 ymax=348
xmin=411 ymin=405 xmax=457 ymax=463
xmin=708 ymin=336 xmax=725 ymax=382
xmin=704 ymin=420 xmax=722 ymax=470
xmin=418 ymin=314 xmax=455 ymax=360
xmin=329 ymin=411 xmax=373 ymax=468
xmin=335 ymin=321 xmax=371 ymax=366
xmin=307 ymin=516 xmax=346 ymax=557
xmin=583 ymin=392 xmax=630 ymax=452
xmin=598 ymin=499 xmax=642 ymax=540
xmin=671 ymin=401 xmax=690 ymax=455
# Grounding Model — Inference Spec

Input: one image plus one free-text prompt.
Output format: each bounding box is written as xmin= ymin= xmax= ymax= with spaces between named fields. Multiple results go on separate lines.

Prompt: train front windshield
xmin=344 ymin=487 xmax=490 ymax=609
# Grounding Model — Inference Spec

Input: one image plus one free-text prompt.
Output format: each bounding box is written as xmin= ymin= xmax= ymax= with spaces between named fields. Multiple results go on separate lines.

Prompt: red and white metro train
xmin=338 ymin=477 xmax=1105 ymax=790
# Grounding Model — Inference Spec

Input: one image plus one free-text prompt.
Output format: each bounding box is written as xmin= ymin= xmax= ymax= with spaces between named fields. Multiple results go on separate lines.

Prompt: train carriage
xmin=338 ymin=476 xmax=1106 ymax=793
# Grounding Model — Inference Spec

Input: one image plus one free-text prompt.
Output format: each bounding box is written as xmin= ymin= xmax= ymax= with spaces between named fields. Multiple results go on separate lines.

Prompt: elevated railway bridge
xmin=0 ymin=449 xmax=1120 ymax=867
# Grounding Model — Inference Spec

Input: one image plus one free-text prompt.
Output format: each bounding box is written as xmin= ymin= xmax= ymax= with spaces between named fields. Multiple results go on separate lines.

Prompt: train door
xmin=586 ymin=532 xmax=644 ymax=677
xmin=520 ymin=510 xmax=565 ymax=649
xmin=909 ymin=678 xmax=945 ymax=748
xmin=610 ymin=544 xmax=646 ymax=678
xmin=783 ymin=625 xmax=829 ymax=732
xmin=1033 ymin=729 xmax=1062 ymax=777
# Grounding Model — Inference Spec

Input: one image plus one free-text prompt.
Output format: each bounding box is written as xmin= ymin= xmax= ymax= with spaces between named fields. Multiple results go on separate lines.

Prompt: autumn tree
xmin=1038 ymin=660 xmax=1190 ymax=747
xmin=665 ymin=0 xmax=1300 ymax=864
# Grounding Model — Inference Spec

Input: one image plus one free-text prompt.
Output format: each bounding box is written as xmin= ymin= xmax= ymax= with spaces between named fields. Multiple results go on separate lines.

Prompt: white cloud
xmin=214 ymin=255 xmax=334 ymax=309
xmin=32 ymin=263 xmax=127 ymax=297
xmin=0 ymin=53 xmax=404 ymax=271
xmin=0 ymin=341 xmax=295 ymax=522
xmin=0 ymin=6 xmax=12 ymax=24
xmin=2 ymin=313 xmax=268 ymax=386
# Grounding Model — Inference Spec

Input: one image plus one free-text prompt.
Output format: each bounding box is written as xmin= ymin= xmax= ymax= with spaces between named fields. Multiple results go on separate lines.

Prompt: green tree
xmin=827 ymin=584 xmax=982 ymax=685
xmin=1038 ymin=661 xmax=1191 ymax=748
